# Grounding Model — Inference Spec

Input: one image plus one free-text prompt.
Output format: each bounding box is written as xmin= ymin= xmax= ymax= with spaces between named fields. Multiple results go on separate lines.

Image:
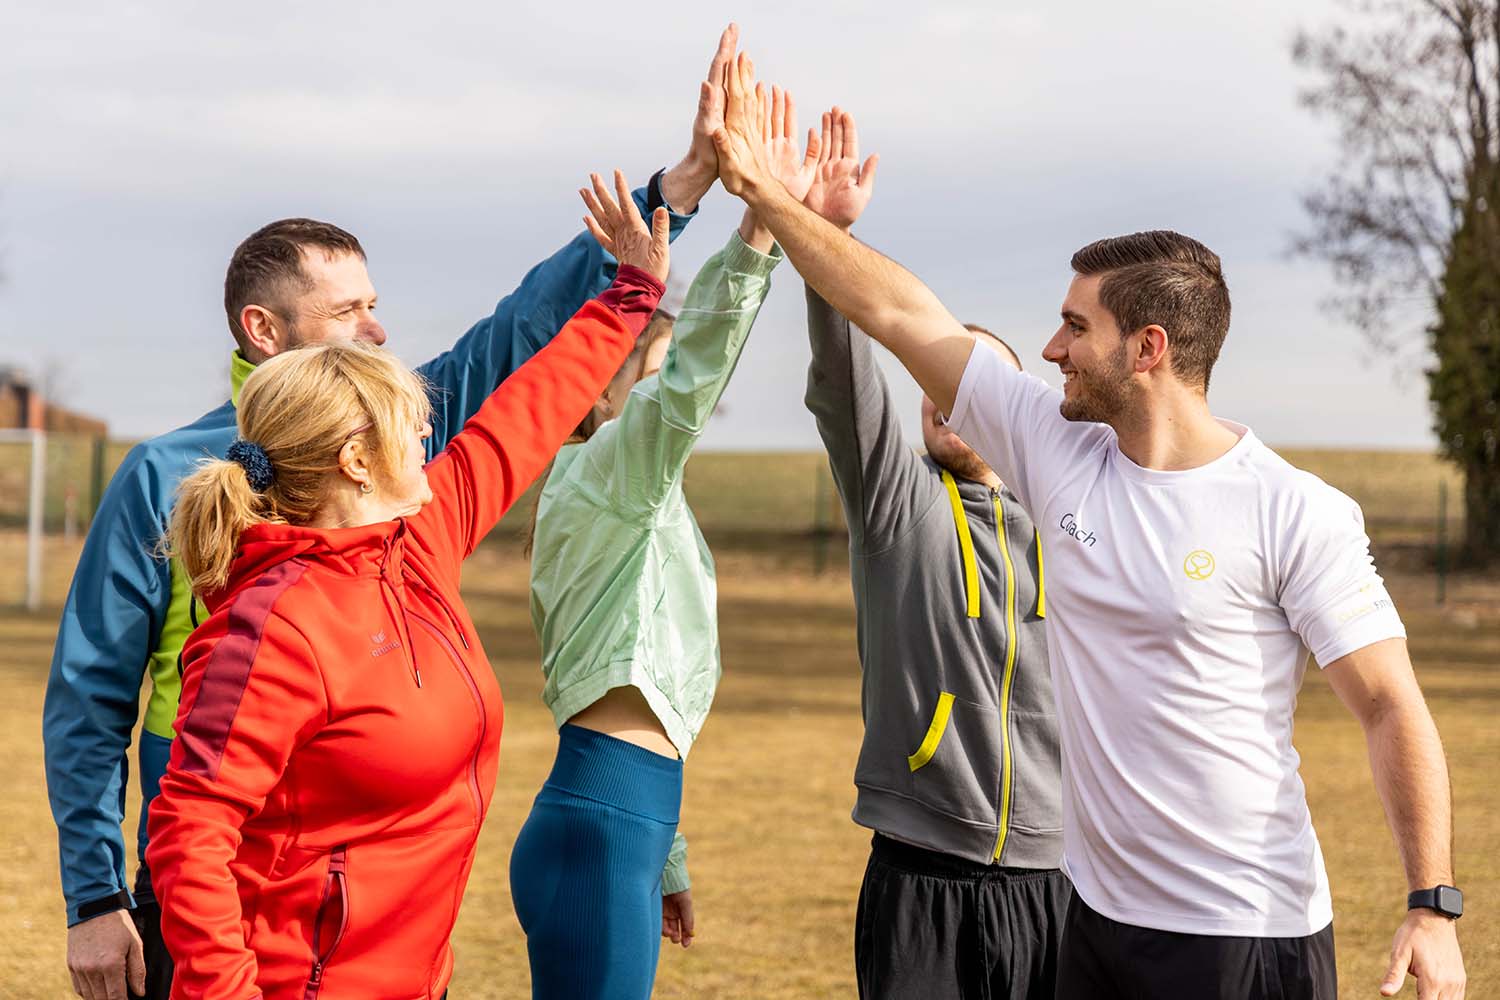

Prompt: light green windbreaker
xmin=528 ymin=232 xmax=781 ymax=892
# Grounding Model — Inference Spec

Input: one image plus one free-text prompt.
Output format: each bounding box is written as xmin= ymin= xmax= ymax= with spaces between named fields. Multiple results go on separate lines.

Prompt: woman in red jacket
xmin=144 ymin=172 xmax=667 ymax=1000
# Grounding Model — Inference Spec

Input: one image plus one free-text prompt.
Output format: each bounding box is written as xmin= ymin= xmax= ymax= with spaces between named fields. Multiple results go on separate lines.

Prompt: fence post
xmin=1436 ymin=479 xmax=1448 ymax=605
xmin=27 ymin=429 xmax=46 ymax=612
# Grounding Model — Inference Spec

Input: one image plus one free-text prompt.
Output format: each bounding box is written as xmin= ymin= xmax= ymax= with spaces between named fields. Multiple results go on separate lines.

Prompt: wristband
xmin=75 ymin=889 xmax=134 ymax=923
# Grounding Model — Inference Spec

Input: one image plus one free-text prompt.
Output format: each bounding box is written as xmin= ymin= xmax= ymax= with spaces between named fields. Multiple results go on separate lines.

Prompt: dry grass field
xmin=0 ymin=449 xmax=1495 ymax=998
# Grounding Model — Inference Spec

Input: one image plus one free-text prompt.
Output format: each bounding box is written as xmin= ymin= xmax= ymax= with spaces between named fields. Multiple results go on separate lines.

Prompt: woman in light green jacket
xmin=511 ymin=87 xmax=813 ymax=1000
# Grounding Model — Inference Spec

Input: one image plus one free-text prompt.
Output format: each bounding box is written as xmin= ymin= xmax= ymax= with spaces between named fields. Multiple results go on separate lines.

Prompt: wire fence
xmin=0 ymin=438 xmax=1472 ymax=607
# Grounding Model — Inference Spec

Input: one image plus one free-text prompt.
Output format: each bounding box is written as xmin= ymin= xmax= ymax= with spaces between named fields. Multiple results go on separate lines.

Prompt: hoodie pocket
xmin=304 ymin=846 xmax=349 ymax=1000
xmin=906 ymin=692 xmax=955 ymax=772
xmin=902 ymin=692 xmax=1003 ymax=826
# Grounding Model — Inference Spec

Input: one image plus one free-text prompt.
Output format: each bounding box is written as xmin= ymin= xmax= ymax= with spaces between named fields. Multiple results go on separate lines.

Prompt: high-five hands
xmin=658 ymin=24 xmax=740 ymax=214
xmin=803 ymin=107 xmax=878 ymax=231
xmin=689 ymin=25 xmax=738 ymax=172
xmin=711 ymin=52 xmax=777 ymax=200
xmin=580 ymin=171 xmax=670 ymax=284
xmin=711 ymin=44 xmax=876 ymax=230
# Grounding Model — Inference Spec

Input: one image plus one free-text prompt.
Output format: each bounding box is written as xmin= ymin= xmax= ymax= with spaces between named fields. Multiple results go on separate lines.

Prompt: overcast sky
xmin=0 ymin=0 xmax=1437 ymax=450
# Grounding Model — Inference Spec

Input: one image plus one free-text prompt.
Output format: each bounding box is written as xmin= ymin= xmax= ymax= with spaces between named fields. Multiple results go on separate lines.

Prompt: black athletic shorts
xmin=1055 ymin=892 xmax=1337 ymax=1000
xmin=855 ymin=833 xmax=1071 ymax=1000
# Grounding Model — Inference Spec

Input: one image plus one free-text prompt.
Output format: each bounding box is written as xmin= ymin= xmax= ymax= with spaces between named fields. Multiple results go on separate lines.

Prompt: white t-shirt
xmin=946 ymin=345 xmax=1406 ymax=937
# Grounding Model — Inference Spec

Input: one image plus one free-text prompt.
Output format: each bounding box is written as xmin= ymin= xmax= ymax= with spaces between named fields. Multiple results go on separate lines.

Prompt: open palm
xmin=762 ymin=85 xmax=820 ymax=202
xmin=803 ymin=107 xmax=878 ymax=230
xmin=580 ymin=169 xmax=670 ymax=283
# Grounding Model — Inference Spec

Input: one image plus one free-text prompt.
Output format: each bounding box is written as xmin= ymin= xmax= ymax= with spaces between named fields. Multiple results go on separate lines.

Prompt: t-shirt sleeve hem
xmin=941 ymin=341 xmax=985 ymax=434
xmin=1311 ymin=620 xmax=1408 ymax=669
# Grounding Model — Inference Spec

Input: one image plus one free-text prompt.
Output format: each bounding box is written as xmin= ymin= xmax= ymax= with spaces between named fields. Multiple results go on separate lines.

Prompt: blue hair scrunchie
xmin=227 ymin=439 xmax=276 ymax=493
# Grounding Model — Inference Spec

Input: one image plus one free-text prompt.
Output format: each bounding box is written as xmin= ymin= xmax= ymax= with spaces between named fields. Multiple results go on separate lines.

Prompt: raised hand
xmin=711 ymin=52 xmax=775 ymax=199
xmin=803 ymin=107 xmax=879 ymax=230
xmin=580 ymin=170 xmax=670 ymax=284
xmin=691 ymin=25 xmax=737 ymax=172
xmin=659 ymin=24 xmax=738 ymax=213
xmin=763 ymin=85 xmax=820 ymax=202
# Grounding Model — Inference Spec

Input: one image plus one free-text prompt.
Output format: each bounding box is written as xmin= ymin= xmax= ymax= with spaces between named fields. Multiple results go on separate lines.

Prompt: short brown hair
xmin=1069 ymin=230 xmax=1231 ymax=390
xmin=224 ymin=219 xmax=366 ymax=347
xmin=963 ymin=323 xmax=1022 ymax=371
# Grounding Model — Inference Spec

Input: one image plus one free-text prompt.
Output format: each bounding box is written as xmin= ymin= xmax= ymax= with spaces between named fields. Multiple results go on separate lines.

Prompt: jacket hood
xmin=207 ymin=518 xmax=404 ymax=612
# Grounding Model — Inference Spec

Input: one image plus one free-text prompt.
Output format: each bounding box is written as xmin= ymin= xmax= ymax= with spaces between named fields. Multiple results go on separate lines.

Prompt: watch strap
xmin=1408 ymin=885 xmax=1463 ymax=918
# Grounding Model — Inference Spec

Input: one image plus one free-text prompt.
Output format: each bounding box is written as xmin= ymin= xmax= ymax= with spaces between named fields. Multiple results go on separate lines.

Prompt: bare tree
xmin=1295 ymin=0 xmax=1500 ymax=562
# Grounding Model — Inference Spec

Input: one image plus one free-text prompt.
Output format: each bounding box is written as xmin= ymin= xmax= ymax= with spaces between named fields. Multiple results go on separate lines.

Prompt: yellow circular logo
xmin=1184 ymin=549 xmax=1216 ymax=581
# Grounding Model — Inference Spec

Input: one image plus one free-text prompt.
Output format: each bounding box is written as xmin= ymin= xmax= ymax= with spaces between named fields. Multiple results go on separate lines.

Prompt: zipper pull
xmin=414 ymin=665 xmax=423 ymax=688
xmin=310 ymin=962 xmax=324 ymax=986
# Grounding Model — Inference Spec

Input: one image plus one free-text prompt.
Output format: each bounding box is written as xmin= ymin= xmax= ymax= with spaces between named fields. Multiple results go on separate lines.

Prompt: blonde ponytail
xmin=168 ymin=341 xmax=431 ymax=596
xmin=170 ymin=459 xmax=277 ymax=594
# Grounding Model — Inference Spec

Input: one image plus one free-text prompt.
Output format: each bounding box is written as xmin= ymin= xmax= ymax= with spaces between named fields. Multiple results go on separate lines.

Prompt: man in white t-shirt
xmin=707 ymin=48 xmax=1467 ymax=1000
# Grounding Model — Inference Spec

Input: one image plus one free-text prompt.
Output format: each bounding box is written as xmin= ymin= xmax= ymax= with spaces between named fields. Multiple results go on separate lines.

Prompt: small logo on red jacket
xmin=370 ymin=630 xmax=402 ymax=657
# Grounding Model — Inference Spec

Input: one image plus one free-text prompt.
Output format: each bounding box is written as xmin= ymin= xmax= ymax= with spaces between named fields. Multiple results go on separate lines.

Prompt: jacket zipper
xmin=990 ymin=489 xmax=1020 ymax=863
xmin=410 ymin=613 xmax=487 ymax=824
xmin=304 ymin=845 xmax=349 ymax=1000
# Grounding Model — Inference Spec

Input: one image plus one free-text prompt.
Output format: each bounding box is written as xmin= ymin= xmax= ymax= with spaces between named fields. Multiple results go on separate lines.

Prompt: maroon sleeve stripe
xmin=177 ymin=560 xmax=310 ymax=780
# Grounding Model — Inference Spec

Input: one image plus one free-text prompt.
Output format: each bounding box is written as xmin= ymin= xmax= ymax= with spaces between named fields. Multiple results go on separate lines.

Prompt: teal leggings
xmin=510 ymin=724 xmax=683 ymax=1000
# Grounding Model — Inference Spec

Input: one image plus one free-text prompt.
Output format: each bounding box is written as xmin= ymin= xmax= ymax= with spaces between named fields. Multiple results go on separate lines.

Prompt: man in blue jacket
xmin=43 ymin=27 xmax=736 ymax=1000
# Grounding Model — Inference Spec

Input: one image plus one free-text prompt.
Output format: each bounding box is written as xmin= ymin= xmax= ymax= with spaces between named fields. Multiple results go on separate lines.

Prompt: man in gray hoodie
xmin=800 ymin=109 xmax=1069 ymax=1000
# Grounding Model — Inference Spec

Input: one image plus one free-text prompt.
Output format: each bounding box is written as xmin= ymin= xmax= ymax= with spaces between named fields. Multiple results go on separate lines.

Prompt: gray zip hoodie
xmin=805 ymin=288 xmax=1062 ymax=869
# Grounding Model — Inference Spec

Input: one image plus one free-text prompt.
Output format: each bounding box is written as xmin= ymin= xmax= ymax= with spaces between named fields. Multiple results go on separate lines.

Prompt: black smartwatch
xmin=646 ymin=168 xmax=669 ymax=215
xmin=1408 ymin=885 xmax=1463 ymax=919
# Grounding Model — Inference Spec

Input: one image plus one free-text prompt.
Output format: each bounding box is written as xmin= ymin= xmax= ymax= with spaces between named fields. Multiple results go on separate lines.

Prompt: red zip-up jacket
xmin=145 ymin=267 xmax=663 ymax=1000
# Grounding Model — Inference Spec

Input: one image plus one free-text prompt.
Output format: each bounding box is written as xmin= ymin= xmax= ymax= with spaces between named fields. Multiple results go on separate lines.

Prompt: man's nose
xmin=1042 ymin=330 xmax=1066 ymax=363
xmin=362 ymin=318 xmax=388 ymax=346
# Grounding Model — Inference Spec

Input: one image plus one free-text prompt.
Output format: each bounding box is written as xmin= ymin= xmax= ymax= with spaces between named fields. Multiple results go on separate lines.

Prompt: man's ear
xmin=1133 ymin=324 xmax=1170 ymax=375
xmin=240 ymin=304 xmax=284 ymax=362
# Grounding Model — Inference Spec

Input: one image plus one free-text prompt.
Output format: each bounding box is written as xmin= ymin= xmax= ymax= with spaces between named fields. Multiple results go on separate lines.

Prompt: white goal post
xmin=0 ymin=427 xmax=45 ymax=611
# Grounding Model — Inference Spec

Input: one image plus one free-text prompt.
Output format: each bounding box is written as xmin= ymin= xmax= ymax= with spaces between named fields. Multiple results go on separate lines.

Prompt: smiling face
xmin=280 ymin=249 xmax=387 ymax=350
xmin=227 ymin=220 xmax=386 ymax=364
xmin=1043 ymin=274 xmax=1140 ymax=425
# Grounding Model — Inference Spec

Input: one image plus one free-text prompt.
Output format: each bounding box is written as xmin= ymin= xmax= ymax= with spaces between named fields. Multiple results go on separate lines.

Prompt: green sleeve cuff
xmin=721 ymin=229 xmax=786 ymax=275
xmin=661 ymin=830 xmax=690 ymax=895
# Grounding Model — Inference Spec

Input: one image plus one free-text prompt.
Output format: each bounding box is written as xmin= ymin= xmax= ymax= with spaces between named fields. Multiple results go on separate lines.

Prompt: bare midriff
xmin=566 ymin=685 xmax=679 ymax=759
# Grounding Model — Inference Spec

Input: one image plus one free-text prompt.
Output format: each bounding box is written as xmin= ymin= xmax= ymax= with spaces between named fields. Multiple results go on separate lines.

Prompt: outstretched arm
xmin=591 ymin=80 xmax=809 ymax=513
xmin=712 ymin=54 xmax=975 ymax=415
xmin=415 ymin=25 xmax=739 ymax=452
xmin=800 ymin=107 xmax=932 ymax=548
xmin=414 ymin=172 xmax=668 ymax=562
